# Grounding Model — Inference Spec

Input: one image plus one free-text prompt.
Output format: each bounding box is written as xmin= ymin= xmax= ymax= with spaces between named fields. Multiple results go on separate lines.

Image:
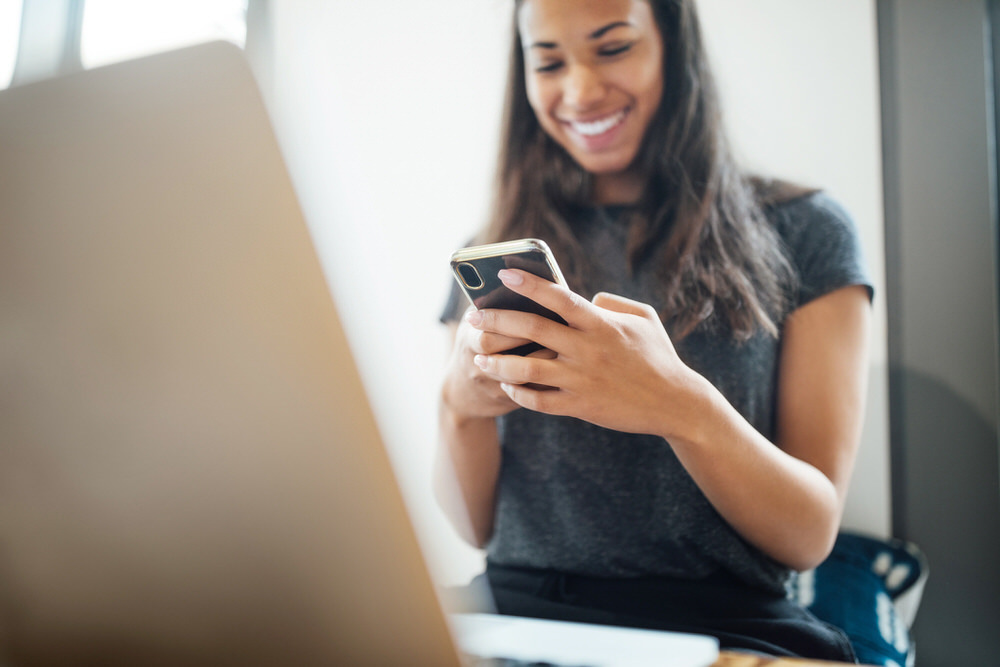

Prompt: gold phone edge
xmin=449 ymin=238 xmax=567 ymax=288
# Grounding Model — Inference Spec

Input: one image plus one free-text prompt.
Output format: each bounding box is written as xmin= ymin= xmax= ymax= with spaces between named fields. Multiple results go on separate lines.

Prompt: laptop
xmin=0 ymin=41 xmax=719 ymax=666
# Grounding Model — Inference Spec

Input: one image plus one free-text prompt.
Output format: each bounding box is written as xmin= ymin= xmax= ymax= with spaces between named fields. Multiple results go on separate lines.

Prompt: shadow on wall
xmin=893 ymin=368 xmax=1000 ymax=664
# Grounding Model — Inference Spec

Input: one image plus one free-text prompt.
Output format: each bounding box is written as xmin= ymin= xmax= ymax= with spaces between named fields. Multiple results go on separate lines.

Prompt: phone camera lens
xmin=457 ymin=263 xmax=484 ymax=289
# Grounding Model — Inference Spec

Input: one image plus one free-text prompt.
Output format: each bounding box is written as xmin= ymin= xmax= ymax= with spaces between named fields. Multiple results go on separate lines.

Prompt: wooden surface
xmin=713 ymin=651 xmax=860 ymax=666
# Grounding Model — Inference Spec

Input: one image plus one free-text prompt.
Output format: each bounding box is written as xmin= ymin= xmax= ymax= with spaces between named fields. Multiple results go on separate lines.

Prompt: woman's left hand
xmin=468 ymin=268 xmax=707 ymax=439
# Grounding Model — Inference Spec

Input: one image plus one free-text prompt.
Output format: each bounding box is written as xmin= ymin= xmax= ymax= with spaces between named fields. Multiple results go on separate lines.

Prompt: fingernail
xmin=466 ymin=310 xmax=483 ymax=326
xmin=473 ymin=354 xmax=488 ymax=369
xmin=498 ymin=269 xmax=523 ymax=286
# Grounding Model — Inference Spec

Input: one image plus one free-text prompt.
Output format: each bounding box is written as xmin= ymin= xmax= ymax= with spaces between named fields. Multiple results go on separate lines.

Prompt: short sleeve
xmin=769 ymin=192 xmax=874 ymax=309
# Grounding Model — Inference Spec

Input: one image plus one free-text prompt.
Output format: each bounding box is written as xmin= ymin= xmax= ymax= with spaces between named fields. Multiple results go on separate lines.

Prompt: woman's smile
xmin=560 ymin=106 xmax=632 ymax=152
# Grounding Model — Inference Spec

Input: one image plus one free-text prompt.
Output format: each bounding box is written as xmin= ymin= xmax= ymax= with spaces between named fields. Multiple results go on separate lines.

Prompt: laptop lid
xmin=0 ymin=41 xmax=462 ymax=665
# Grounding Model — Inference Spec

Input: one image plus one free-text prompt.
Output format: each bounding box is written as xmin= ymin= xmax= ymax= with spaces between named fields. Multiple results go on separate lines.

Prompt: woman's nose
xmin=562 ymin=64 xmax=605 ymax=110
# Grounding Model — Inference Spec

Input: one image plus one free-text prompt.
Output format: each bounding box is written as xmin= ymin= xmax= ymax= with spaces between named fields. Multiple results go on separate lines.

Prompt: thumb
xmin=592 ymin=291 xmax=657 ymax=318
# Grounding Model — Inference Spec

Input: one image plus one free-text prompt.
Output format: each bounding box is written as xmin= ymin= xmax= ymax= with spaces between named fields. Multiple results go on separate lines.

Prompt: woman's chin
xmin=568 ymin=149 xmax=639 ymax=178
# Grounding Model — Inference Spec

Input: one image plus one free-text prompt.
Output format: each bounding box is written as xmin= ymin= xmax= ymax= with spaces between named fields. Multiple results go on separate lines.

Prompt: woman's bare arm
xmin=434 ymin=319 xmax=523 ymax=547
xmin=471 ymin=269 xmax=870 ymax=570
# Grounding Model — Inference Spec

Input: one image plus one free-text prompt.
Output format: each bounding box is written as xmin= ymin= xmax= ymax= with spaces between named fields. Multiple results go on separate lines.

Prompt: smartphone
xmin=450 ymin=238 xmax=567 ymax=355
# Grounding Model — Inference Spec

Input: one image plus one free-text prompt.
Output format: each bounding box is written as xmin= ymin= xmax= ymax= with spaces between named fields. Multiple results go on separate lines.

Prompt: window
xmin=81 ymin=0 xmax=246 ymax=69
xmin=0 ymin=0 xmax=23 ymax=88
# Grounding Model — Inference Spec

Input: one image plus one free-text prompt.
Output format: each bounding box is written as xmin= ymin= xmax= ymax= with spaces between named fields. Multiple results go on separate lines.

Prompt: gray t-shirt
xmin=441 ymin=192 xmax=873 ymax=594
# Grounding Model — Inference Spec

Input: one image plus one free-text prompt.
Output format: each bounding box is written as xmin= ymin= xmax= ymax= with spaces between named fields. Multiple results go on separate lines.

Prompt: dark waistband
xmin=484 ymin=561 xmax=792 ymax=622
xmin=485 ymin=561 xmax=781 ymax=599
xmin=481 ymin=562 xmax=856 ymax=663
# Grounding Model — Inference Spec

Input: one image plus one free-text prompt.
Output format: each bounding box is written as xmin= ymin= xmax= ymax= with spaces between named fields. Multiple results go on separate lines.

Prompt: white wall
xmin=253 ymin=0 xmax=888 ymax=586
xmin=254 ymin=0 xmax=511 ymax=585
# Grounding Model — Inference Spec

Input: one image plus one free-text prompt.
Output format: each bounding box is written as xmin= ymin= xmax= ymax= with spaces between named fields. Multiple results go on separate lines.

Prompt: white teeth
xmin=569 ymin=110 xmax=627 ymax=136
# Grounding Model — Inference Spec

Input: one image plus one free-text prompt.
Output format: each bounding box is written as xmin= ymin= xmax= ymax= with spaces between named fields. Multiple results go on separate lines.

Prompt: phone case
xmin=450 ymin=239 xmax=567 ymax=355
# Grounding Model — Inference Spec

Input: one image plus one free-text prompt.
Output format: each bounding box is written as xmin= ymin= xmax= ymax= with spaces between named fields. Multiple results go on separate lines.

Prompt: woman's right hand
xmin=441 ymin=307 xmax=538 ymax=420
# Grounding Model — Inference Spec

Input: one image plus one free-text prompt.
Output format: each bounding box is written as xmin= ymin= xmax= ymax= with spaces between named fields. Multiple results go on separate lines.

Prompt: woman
xmin=437 ymin=0 xmax=871 ymax=661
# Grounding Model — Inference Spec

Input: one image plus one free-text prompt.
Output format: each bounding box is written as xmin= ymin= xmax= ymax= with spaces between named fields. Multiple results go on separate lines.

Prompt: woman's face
xmin=518 ymin=0 xmax=664 ymax=194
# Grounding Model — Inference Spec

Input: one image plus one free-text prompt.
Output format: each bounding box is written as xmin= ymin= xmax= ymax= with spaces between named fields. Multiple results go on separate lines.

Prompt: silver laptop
xmin=0 ymin=42 xmax=718 ymax=666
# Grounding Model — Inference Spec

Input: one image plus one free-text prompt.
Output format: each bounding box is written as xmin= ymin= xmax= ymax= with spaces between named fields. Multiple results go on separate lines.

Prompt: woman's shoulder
xmin=756 ymin=185 xmax=858 ymax=249
xmin=759 ymin=187 xmax=872 ymax=306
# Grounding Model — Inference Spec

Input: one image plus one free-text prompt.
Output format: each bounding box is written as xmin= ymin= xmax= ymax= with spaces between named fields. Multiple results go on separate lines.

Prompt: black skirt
xmin=479 ymin=562 xmax=857 ymax=663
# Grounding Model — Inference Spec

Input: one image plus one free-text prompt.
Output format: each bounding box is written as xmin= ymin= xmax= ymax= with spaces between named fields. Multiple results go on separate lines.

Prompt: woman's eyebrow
xmin=589 ymin=21 xmax=633 ymax=39
xmin=528 ymin=21 xmax=635 ymax=50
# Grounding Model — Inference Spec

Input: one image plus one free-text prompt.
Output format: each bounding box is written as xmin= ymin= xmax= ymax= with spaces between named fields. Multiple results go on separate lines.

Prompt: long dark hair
xmin=479 ymin=0 xmax=801 ymax=341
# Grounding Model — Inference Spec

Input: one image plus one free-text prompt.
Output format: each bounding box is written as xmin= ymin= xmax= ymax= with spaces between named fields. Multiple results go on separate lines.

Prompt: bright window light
xmin=81 ymin=0 xmax=247 ymax=69
xmin=0 ymin=0 xmax=23 ymax=88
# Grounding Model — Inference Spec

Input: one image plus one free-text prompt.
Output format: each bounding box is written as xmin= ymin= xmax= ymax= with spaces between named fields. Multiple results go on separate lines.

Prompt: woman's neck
xmin=592 ymin=170 xmax=645 ymax=206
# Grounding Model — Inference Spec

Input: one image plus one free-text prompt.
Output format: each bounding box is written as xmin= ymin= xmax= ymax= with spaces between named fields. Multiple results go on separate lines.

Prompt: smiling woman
xmin=241 ymin=0 xmax=887 ymax=660
xmin=436 ymin=0 xmax=873 ymax=661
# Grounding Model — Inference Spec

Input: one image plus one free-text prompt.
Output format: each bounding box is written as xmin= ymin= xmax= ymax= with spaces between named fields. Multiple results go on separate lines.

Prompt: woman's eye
xmin=599 ymin=43 xmax=633 ymax=58
xmin=535 ymin=61 xmax=564 ymax=74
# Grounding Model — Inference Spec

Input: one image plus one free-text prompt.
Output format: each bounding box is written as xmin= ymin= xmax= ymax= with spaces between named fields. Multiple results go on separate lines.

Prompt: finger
xmin=499 ymin=381 xmax=568 ymax=416
xmin=474 ymin=353 xmax=559 ymax=388
xmin=497 ymin=269 xmax=598 ymax=329
xmin=477 ymin=330 xmax=536 ymax=355
xmin=464 ymin=310 xmax=534 ymax=354
xmin=526 ymin=347 xmax=558 ymax=360
xmin=592 ymin=291 xmax=659 ymax=320
xmin=470 ymin=307 xmax=566 ymax=355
